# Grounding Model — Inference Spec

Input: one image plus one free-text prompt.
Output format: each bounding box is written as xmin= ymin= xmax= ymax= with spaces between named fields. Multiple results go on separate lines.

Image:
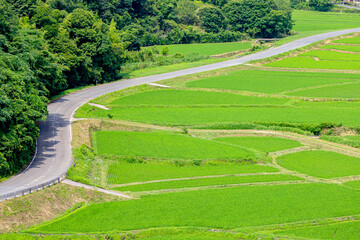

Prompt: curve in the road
xmin=1 ymin=27 xmax=360 ymax=196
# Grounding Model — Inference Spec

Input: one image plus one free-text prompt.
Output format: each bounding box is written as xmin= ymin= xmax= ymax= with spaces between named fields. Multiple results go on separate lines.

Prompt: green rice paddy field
xmin=12 ymin=12 xmax=360 ymax=240
xmin=106 ymin=161 xmax=279 ymax=185
xmin=29 ymin=184 xmax=360 ymax=233
xmin=265 ymin=36 xmax=360 ymax=70
xmin=277 ymin=150 xmax=360 ymax=179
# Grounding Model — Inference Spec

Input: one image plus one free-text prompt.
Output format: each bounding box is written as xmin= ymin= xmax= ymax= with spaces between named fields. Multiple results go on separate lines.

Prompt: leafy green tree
xmin=175 ymin=0 xmax=198 ymax=25
xmin=197 ymin=6 xmax=226 ymax=33
xmin=223 ymin=0 xmax=292 ymax=38
xmin=202 ymin=0 xmax=228 ymax=7
xmin=309 ymin=0 xmax=331 ymax=11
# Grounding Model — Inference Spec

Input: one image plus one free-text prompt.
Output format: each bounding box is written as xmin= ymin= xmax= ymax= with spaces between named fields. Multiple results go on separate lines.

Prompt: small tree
xmin=175 ymin=0 xmax=198 ymax=25
xmin=161 ymin=46 xmax=170 ymax=55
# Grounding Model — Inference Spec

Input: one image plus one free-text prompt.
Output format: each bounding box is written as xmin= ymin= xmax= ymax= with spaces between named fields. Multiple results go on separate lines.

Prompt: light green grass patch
xmin=214 ymin=136 xmax=303 ymax=153
xmin=265 ymin=56 xmax=360 ymax=70
xmin=107 ymin=161 xmax=279 ymax=185
xmin=146 ymin=42 xmax=252 ymax=56
xmin=186 ymin=70 xmax=358 ymax=94
xmin=321 ymin=44 xmax=360 ymax=53
xmin=277 ymin=150 xmax=360 ymax=178
xmin=110 ymin=89 xmax=288 ymax=106
xmin=29 ymin=183 xmax=360 ymax=233
xmin=275 ymin=220 xmax=360 ymax=240
xmin=333 ymin=36 xmax=360 ymax=44
xmin=112 ymin=174 xmax=302 ymax=192
xmin=95 ymin=131 xmax=255 ymax=160
xmin=300 ymin=50 xmax=360 ymax=61
xmin=288 ymin=82 xmax=360 ymax=99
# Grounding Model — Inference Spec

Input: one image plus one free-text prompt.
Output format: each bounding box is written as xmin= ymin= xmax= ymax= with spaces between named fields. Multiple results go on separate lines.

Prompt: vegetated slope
xmin=29 ymin=184 xmax=360 ymax=233
xmin=321 ymin=135 xmax=360 ymax=149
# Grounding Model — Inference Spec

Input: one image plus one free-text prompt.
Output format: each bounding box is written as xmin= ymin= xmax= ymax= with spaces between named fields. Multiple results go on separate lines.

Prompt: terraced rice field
xmin=333 ymin=36 xmax=360 ymax=44
xmin=94 ymin=131 xmax=255 ymax=160
xmin=275 ymin=221 xmax=360 ymax=240
xmin=214 ymin=136 xmax=303 ymax=152
xmin=25 ymin=32 xmax=360 ymax=239
xmin=265 ymin=35 xmax=360 ymax=70
xmin=320 ymin=44 xmax=360 ymax=53
xmin=106 ymin=162 xmax=280 ymax=185
xmin=29 ymin=184 xmax=360 ymax=233
xmin=112 ymin=174 xmax=302 ymax=192
xmin=277 ymin=150 xmax=360 ymax=178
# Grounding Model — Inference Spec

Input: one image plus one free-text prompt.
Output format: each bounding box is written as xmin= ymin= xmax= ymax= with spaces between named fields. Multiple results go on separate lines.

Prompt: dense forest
xmin=0 ymin=0 xmax=293 ymax=177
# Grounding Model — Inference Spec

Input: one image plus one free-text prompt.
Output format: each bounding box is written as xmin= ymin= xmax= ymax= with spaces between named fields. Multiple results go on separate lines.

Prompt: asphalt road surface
xmin=1 ymin=28 xmax=360 ymax=196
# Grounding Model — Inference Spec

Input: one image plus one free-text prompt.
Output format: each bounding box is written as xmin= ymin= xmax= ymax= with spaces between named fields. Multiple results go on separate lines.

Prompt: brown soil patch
xmin=0 ymin=184 xmax=121 ymax=233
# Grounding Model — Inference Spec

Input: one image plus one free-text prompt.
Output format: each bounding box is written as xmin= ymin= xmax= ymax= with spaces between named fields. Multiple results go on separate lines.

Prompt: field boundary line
xmin=132 ymin=180 xmax=309 ymax=196
xmin=236 ymin=214 xmax=360 ymax=234
xmin=62 ymin=179 xmax=133 ymax=199
xmin=269 ymin=146 xmax=313 ymax=157
xmin=278 ymin=80 xmax=360 ymax=95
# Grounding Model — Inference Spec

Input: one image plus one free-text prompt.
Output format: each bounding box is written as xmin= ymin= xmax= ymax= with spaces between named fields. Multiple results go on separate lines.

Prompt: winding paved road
xmin=1 ymin=28 xmax=360 ymax=197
